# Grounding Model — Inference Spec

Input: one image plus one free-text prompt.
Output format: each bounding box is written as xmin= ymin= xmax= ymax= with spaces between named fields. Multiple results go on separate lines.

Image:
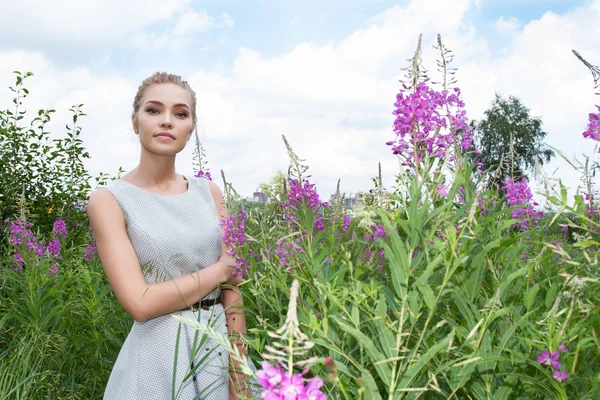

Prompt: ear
xmin=131 ymin=113 xmax=138 ymax=134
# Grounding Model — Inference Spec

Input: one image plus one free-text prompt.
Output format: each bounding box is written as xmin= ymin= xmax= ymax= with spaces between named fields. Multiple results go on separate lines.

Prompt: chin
xmin=144 ymin=144 xmax=186 ymax=156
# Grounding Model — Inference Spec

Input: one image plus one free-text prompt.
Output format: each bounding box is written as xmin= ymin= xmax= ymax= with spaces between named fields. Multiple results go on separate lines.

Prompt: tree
xmin=474 ymin=93 xmax=554 ymax=191
xmin=257 ymin=171 xmax=286 ymax=202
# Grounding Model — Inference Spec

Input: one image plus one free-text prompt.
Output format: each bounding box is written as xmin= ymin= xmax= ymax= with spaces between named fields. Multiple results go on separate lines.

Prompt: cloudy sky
xmin=1 ymin=0 xmax=599 ymax=200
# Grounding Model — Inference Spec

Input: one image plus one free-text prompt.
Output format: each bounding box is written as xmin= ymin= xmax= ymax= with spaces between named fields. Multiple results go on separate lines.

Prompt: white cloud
xmin=0 ymin=0 xmax=191 ymax=44
xmin=2 ymin=0 xmax=600 ymax=201
xmin=172 ymin=10 xmax=234 ymax=36
xmin=173 ymin=10 xmax=215 ymax=36
xmin=132 ymin=9 xmax=234 ymax=52
xmin=495 ymin=16 xmax=520 ymax=35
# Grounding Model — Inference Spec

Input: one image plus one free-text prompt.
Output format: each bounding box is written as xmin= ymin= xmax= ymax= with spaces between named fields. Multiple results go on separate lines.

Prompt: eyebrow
xmin=144 ymin=100 xmax=190 ymax=109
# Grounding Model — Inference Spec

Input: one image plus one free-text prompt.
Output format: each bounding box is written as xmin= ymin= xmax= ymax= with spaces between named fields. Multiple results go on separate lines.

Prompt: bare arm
xmin=207 ymin=181 xmax=251 ymax=398
xmin=87 ymin=188 xmax=234 ymax=323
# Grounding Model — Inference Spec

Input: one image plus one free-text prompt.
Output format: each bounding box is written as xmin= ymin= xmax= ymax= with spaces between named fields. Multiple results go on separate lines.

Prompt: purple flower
xmin=561 ymin=225 xmax=569 ymax=233
xmin=285 ymin=179 xmax=328 ymax=212
xmin=552 ymin=369 xmax=568 ymax=383
xmin=537 ymin=350 xmax=561 ymax=369
xmin=282 ymin=178 xmax=329 ymax=233
xmin=48 ymin=264 xmax=59 ymax=282
xmin=85 ymin=243 xmax=98 ymax=262
xmin=256 ymin=362 xmax=327 ymax=400
xmin=582 ymin=105 xmax=600 ymax=146
xmin=372 ymin=224 xmax=386 ymax=240
xmin=13 ymin=252 xmax=24 ymax=269
xmin=53 ymin=219 xmax=68 ymax=238
xmin=194 ymin=170 xmax=213 ymax=181
xmin=9 ymin=219 xmax=32 ymax=246
xmin=388 ymin=83 xmax=473 ymax=164
xmin=257 ymin=361 xmax=284 ymax=391
xmin=221 ymin=210 xmax=249 ymax=276
xmin=34 ymin=245 xmax=47 ymax=258
xmin=503 ymin=178 xmax=542 ymax=231
xmin=303 ymin=376 xmax=327 ymax=400
xmin=47 ymin=240 xmax=61 ymax=257
xmin=274 ymin=239 xmax=304 ymax=271
xmin=558 ymin=343 xmax=568 ymax=353
xmin=436 ymin=184 xmax=449 ymax=198
xmin=280 ymin=373 xmax=305 ymax=399
xmin=342 ymin=215 xmax=351 ymax=233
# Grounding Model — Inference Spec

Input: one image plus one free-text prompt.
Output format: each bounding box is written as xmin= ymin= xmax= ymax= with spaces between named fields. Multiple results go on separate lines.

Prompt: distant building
xmin=252 ymin=191 xmax=267 ymax=203
xmin=328 ymin=192 xmax=363 ymax=211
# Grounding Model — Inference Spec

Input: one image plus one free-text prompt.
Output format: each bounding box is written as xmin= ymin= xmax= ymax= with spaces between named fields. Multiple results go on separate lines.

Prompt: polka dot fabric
xmin=102 ymin=175 xmax=260 ymax=399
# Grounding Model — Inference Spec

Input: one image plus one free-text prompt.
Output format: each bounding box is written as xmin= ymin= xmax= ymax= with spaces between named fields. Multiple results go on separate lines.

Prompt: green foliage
xmin=0 ymin=251 xmax=130 ymax=399
xmin=257 ymin=170 xmax=288 ymax=215
xmin=0 ymin=71 xmax=119 ymax=245
xmin=2 ymin=46 xmax=600 ymax=400
xmin=238 ymin=149 xmax=600 ymax=398
xmin=474 ymin=93 xmax=555 ymax=191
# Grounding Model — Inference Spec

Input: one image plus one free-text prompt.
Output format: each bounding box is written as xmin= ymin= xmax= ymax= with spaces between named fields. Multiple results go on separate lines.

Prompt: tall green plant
xmin=0 ymin=71 xmax=118 ymax=244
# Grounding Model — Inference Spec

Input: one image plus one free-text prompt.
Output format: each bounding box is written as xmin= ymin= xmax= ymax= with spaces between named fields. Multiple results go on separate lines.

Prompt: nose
xmin=160 ymin=113 xmax=173 ymax=128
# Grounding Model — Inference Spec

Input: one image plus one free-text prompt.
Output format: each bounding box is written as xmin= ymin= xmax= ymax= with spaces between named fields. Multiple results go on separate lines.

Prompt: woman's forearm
xmin=221 ymin=286 xmax=247 ymax=338
xmin=221 ymin=287 xmax=251 ymax=398
xmin=131 ymin=262 xmax=225 ymax=322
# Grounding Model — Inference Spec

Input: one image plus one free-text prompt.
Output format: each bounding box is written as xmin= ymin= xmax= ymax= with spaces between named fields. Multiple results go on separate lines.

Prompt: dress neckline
xmin=117 ymin=174 xmax=191 ymax=197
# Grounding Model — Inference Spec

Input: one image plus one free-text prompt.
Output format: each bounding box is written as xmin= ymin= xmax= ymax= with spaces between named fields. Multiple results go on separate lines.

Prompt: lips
xmin=155 ymin=132 xmax=175 ymax=140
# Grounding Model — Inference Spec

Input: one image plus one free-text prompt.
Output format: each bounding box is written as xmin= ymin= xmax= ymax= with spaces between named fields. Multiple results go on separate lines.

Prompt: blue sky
xmin=0 ymin=0 xmax=598 ymax=200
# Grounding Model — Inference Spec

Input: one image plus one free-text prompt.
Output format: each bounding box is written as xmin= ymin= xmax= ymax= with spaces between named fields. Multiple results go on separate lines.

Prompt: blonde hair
xmin=132 ymin=72 xmax=197 ymax=131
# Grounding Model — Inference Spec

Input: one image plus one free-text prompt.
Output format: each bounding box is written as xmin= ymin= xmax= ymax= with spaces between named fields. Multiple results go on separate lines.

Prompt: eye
xmin=177 ymin=112 xmax=188 ymax=118
xmin=146 ymin=108 xmax=159 ymax=114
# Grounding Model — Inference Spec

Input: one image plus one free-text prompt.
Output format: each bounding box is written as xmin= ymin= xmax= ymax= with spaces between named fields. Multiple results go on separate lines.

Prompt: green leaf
xmin=524 ymin=283 xmax=540 ymax=311
xmin=374 ymin=294 xmax=397 ymax=359
xmin=396 ymin=330 xmax=455 ymax=390
xmin=332 ymin=316 xmax=392 ymax=386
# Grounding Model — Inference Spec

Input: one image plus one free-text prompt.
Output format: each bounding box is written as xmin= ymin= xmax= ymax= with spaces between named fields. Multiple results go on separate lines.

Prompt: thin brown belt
xmin=188 ymin=297 xmax=222 ymax=312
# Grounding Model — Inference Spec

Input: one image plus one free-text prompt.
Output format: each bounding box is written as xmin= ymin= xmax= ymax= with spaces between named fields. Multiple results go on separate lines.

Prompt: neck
xmin=132 ymin=149 xmax=179 ymax=185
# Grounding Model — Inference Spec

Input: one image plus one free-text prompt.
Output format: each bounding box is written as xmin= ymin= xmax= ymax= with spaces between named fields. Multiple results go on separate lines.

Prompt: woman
xmin=87 ymin=72 xmax=257 ymax=399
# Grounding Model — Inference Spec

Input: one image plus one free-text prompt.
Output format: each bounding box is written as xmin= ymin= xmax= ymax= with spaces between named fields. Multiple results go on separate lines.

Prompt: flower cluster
xmin=284 ymin=179 xmax=328 ymax=212
xmin=282 ymin=179 xmax=329 ymax=232
xmin=257 ymin=362 xmax=326 ymax=400
xmin=85 ymin=243 xmax=98 ymax=262
xmin=85 ymin=226 xmax=99 ymax=262
xmin=361 ymin=224 xmax=389 ymax=271
xmin=503 ymin=178 xmax=544 ymax=231
xmin=388 ymin=82 xmax=473 ymax=163
xmin=436 ymin=184 xmax=449 ymax=198
xmin=582 ymin=105 xmax=600 ymax=149
xmin=256 ymin=279 xmax=327 ymax=399
xmin=342 ymin=215 xmax=351 ymax=233
xmin=48 ymin=263 xmax=59 ymax=282
xmin=53 ymin=219 xmax=68 ymax=238
xmin=537 ymin=344 xmax=568 ymax=383
xmin=220 ymin=210 xmax=249 ymax=276
xmin=273 ymin=238 xmax=304 ymax=271
xmin=7 ymin=219 xmax=66 ymax=277
xmin=194 ymin=169 xmax=213 ymax=181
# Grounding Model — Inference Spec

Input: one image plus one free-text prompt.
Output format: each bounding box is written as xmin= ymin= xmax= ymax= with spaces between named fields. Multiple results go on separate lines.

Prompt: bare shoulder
xmin=87 ymin=187 xmax=125 ymax=227
xmin=206 ymin=180 xmax=223 ymax=197
xmin=206 ymin=180 xmax=228 ymax=218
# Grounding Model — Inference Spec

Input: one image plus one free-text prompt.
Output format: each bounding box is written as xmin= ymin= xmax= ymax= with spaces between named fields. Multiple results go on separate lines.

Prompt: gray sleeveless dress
xmin=102 ymin=175 xmax=259 ymax=399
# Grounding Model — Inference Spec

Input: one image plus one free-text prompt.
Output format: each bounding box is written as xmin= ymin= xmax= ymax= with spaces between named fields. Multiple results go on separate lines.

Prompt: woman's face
xmin=133 ymin=83 xmax=194 ymax=156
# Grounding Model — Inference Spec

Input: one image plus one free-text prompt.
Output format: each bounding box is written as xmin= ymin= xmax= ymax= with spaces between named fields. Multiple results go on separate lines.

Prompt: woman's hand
xmin=216 ymin=254 xmax=243 ymax=286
